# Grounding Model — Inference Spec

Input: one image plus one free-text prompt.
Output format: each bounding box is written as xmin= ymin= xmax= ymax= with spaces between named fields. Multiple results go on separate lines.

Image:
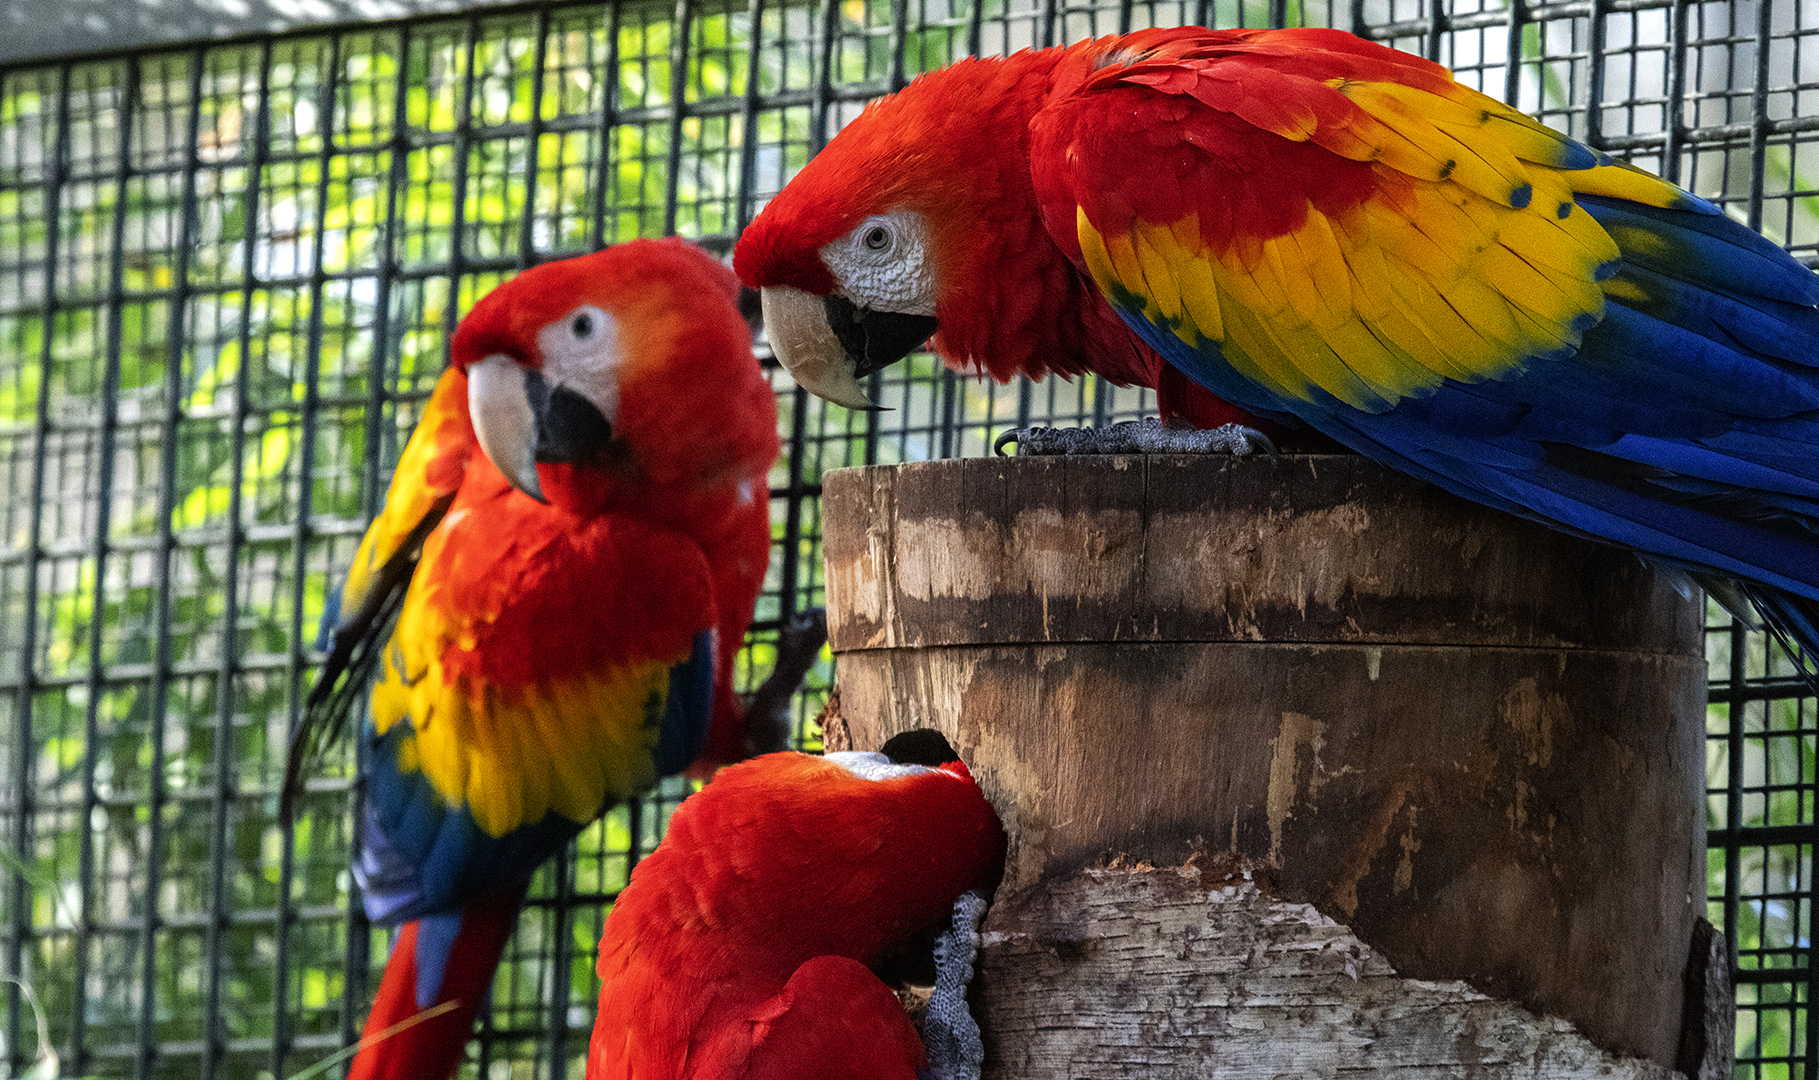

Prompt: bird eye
xmin=571 ymin=312 xmax=594 ymax=338
xmin=862 ymin=225 xmax=891 ymax=252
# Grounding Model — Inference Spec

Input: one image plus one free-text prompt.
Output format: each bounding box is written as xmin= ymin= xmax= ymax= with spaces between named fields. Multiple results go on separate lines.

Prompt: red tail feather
xmin=347 ymin=887 xmax=525 ymax=1080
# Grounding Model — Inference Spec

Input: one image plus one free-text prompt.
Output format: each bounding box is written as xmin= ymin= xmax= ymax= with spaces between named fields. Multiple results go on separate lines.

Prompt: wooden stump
xmin=821 ymin=455 xmax=1721 ymax=1077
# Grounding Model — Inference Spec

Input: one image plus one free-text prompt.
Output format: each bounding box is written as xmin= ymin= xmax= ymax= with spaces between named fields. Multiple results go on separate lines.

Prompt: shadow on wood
xmin=821 ymin=455 xmax=1716 ymax=1077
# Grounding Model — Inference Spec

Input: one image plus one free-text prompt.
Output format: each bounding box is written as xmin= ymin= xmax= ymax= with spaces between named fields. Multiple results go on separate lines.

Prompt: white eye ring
xmin=816 ymin=210 xmax=936 ymax=318
xmin=567 ymin=305 xmax=607 ymax=341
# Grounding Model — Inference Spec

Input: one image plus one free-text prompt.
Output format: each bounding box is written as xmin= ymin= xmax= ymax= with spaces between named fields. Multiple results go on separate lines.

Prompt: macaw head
xmin=452 ymin=237 xmax=777 ymax=513
xmin=757 ymin=730 xmax=1008 ymax=962
xmin=637 ymin=727 xmax=1006 ymax=967
xmin=589 ymin=728 xmax=1006 ymax=1080
xmin=732 ymin=54 xmax=1077 ymax=410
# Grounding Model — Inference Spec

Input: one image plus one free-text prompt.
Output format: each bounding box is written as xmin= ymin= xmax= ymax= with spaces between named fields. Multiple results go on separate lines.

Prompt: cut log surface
xmin=824 ymin=455 xmax=1699 ymax=654
xmin=821 ymin=456 xmax=1714 ymax=1074
xmin=980 ymin=861 xmax=1683 ymax=1080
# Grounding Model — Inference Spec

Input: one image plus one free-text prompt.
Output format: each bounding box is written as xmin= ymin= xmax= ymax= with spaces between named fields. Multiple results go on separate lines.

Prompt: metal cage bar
xmin=0 ymin=0 xmax=1813 ymax=1076
xmin=6 ymin=57 xmax=68 ymax=1080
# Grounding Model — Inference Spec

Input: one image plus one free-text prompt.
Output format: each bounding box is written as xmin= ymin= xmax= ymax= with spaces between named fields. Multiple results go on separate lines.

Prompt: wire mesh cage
xmin=0 ymin=0 xmax=1816 ymax=1076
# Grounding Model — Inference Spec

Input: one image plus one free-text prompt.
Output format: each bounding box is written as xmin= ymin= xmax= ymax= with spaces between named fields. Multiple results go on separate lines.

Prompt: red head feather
xmin=733 ymin=28 xmax=1384 ymax=431
xmin=455 ymin=238 xmax=778 ymax=518
xmin=735 ymin=31 xmax=1217 ymax=390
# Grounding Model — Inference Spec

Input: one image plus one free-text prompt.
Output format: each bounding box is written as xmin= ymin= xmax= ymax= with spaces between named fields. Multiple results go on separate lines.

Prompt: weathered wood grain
xmin=838 ymin=641 xmax=1708 ymax=1067
xmin=823 ymin=455 xmax=1698 ymax=654
xmin=821 ymin=456 xmax=1711 ymax=1073
xmin=977 ymin=862 xmax=1684 ymax=1080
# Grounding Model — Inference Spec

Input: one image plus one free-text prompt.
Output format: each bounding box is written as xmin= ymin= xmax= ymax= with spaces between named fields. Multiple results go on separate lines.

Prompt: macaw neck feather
xmin=902 ymin=43 xmax=1171 ymax=388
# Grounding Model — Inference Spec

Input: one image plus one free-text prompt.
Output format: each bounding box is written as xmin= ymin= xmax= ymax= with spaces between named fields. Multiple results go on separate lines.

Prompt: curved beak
xmin=760 ymin=286 xmax=937 ymax=411
xmin=468 ymin=354 xmax=548 ymax=503
xmin=468 ymin=354 xmax=620 ymax=504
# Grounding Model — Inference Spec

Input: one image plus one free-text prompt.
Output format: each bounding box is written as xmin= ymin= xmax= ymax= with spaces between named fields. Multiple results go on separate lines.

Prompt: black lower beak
xmin=525 ymin=372 xmax=618 ymax=466
xmin=824 ymin=295 xmax=939 ymax=378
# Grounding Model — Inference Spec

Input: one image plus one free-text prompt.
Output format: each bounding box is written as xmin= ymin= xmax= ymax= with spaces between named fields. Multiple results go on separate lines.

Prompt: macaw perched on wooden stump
xmin=735 ymin=25 xmax=1819 ymax=678
xmin=285 ymin=238 xmax=826 ymax=1080
xmin=820 ymin=455 xmax=1723 ymax=1078
xmin=586 ymin=729 xmax=1007 ymax=1080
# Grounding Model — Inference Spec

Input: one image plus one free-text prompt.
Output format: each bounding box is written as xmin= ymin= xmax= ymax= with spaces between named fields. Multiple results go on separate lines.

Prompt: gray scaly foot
xmin=995 ymin=416 xmax=1277 ymax=457
xmin=920 ymin=890 xmax=991 ymax=1080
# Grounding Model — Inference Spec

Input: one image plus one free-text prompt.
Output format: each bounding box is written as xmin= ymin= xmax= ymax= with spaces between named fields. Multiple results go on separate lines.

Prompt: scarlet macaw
xmin=586 ymin=729 xmax=1007 ymax=1080
xmin=288 ymin=238 xmax=806 ymax=1080
xmin=734 ymin=26 xmax=1819 ymax=667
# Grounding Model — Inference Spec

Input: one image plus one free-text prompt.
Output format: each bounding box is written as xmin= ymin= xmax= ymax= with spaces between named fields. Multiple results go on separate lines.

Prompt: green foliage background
xmin=0 ymin=0 xmax=1814 ymax=1077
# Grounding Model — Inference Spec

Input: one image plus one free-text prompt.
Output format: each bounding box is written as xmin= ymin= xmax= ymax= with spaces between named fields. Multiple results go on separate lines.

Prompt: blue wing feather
xmin=358 ymin=728 xmax=587 ymax=923
xmin=1604 ymin=435 xmax=1819 ymax=505
xmin=356 ymin=627 xmax=720 ymax=926
xmin=1579 ymin=197 xmax=1819 ymax=307
xmin=1123 ymin=187 xmax=1819 ymax=667
xmin=1600 ymin=263 xmax=1819 ymax=369
xmin=411 ymin=908 xmax=465 ymax=1008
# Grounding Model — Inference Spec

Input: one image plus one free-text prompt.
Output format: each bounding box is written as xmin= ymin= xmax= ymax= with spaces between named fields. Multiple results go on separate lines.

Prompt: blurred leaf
xmin=1 ymin=980 xmax=58 ymax=1080
xmin=283 ymin=1000 xmax=460 ymax=1080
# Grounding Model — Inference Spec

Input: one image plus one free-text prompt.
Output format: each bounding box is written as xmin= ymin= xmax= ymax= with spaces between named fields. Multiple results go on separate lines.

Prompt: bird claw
xmin=742 ymin=608 xmax=828 ymax=757
xmin=778 ymin=607 xmax=830 ymax=661
xmin=920 ymin=890 xmax=991 ymax=1080
xmin=995 ymin=417 xmax=1278 ymax=458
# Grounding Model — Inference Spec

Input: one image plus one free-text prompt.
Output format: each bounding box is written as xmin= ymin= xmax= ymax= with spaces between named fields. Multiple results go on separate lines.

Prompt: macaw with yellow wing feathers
xmin=736 ymin=25 xmax=1819 ymax=671
xmin=286 ymin=238 xmax=818 ymax=1080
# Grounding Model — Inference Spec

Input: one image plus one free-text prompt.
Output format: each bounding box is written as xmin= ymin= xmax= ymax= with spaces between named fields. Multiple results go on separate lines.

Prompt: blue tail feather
xmin=654 ymin=628 xmax=717 ymax=775
xmin=1739 ymin=585 xmax=1819 ymax=682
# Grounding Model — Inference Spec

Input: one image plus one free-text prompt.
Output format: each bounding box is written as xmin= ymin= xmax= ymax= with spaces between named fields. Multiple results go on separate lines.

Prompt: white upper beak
xmin=466 ymin=353 xmax=549 ymax=503
xmin=760 ymin=286 xmax=881 ymax=411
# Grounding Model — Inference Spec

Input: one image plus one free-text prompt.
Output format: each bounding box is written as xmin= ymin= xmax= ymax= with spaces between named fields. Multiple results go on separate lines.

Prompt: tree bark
xmin=974 ymin=859 xmax=1690 ymax=1079
xmin=821 ymin=455 xmax=1720 ymax=1076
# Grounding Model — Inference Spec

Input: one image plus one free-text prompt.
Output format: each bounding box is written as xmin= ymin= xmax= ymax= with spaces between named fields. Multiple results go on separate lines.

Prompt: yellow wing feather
xmin=1133 ymin=223 xmax=1187 ymax=326
xmin=1069 ymin=63 xmax=1664 ymax=412
xmin=1570 ymin=158 xmax=1694 ymax=209
xmin=1282 ymin=208 xmax=1353 ymax=329
xmin=1173 ymin=250 xmax=1226 ymax=343
xmin=369 ymin=591 xmax=670 ymax=838
xmin=339 ymin=368 xmax=474 ymax=619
